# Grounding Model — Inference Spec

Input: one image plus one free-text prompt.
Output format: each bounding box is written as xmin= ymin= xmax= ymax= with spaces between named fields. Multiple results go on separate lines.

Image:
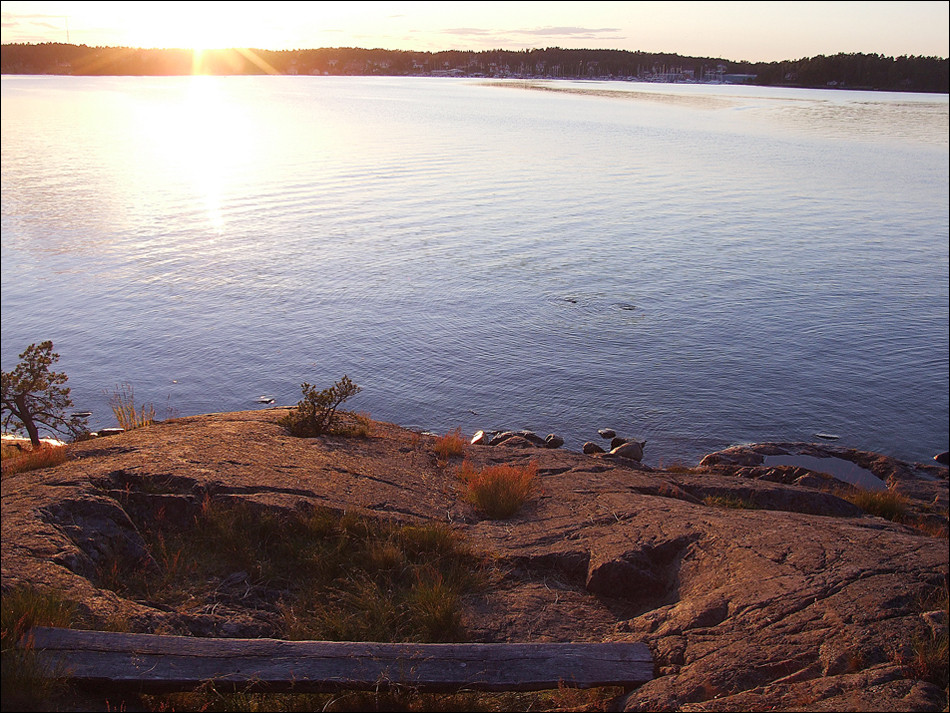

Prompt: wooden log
xmin=23 ymin=627 xmax=653 ymax=693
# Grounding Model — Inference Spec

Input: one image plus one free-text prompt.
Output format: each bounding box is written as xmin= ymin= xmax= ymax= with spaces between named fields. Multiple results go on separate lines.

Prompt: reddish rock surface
xmin=2 ymin=409 xmax=948 ymax=711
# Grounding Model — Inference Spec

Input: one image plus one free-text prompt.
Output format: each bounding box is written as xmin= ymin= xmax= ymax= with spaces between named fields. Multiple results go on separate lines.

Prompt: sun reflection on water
xmin=135 ymin=76 xmax=256 ymax=234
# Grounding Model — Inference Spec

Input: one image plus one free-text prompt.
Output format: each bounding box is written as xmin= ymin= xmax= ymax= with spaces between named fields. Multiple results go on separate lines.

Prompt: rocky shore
xmin=2 ymin=408 xmax=948 ymax=711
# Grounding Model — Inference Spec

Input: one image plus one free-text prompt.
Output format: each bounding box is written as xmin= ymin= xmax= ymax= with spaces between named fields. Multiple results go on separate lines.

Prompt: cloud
xmin=2 ymin=12 xmax=66 ymax=31
xmin=519 ymin=26 xmax=623 ymax=38
xmin=441 ymin=27 xmax=497 ymax=37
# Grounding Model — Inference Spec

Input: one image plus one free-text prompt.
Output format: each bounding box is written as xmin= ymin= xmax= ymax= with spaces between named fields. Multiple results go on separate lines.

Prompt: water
xmin=762 ymin=454 xmax=887 ymax=491
xmin=2 ymin=76 xmax=948 ymax=466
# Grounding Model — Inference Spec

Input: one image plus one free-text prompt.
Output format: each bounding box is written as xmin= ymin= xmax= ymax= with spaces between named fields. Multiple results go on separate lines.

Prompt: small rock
xmin=598 ymin=428 xmax=616 ymax=439
xmin=544 ymin=434 xmax=564 ymax=449
xmin=515 ymin=430 xmax=547 ymax=447
xmin=583 ymin=441 xmax=606 ymax=455
xmin=610 ymin=440 xmax=644 ymax=462
xmin=470 ymin=430 xmax=490 ymax=446
xmin=220 ymin=571 xmax=249 ymax=588
xmin=921 ymin=609 xmax=948 ymax=639
xmin=97 ymin=428 xmax=126 ymax=438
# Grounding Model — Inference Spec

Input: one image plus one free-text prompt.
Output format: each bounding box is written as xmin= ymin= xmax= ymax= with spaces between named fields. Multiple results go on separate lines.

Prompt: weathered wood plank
xmin=24 ymin=627 xmax=653 ymax=693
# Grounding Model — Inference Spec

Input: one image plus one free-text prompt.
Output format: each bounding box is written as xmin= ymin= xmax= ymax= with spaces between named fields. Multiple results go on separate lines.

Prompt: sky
xmin=1 ymin=1 xmax=948 ymax=63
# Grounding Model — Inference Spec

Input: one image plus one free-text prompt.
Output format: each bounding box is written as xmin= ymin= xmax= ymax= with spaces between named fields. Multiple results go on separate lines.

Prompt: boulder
xmin=583 ymin=441 xmax=606 ymax=455
xmin=489 ymin=430 xmax=546 ymax=448
xmin=610 ymin=440 xmax=644 ymax=462
xmin=494 ymin=435 xmax=536 ymax=449
xmin=544 ymin=434 xmax=564 ymax=449
xmin=598 ymin=428 xmax=616 ymax=439
xmin=610 ymin=436 xmax=628 ymax=449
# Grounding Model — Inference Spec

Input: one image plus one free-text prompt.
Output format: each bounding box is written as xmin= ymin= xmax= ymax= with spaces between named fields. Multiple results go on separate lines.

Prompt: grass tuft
xmin=459 ymin=460 xmax=538 ymax=519
xmin=841 ymin=487 xmax=910 ymax=522
xmin=433 ymin=427 xmax=467 ymax=460
xmin=108 ymin=382 xmax=155 ymax=431
xmin=895 ymin=581 xmax=950 ymax=689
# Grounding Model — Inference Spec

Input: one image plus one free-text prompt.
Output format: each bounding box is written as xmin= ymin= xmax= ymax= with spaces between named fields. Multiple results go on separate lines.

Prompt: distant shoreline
xmin=2 ymin=43 xmax=947 ymax=94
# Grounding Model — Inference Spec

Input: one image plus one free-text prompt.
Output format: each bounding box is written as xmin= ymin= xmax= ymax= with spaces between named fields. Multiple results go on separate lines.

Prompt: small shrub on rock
xmin=279 ymin=375 xmax=361 ymax=437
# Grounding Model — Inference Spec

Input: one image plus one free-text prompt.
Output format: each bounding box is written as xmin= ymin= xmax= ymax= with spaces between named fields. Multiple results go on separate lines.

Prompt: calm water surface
xmin=2 ymin=76 xmax=948 ymax=465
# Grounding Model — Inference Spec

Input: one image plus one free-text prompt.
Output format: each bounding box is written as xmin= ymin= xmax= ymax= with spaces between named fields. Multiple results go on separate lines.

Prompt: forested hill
xmin=2 ymin=43 xmax=947 ymax=93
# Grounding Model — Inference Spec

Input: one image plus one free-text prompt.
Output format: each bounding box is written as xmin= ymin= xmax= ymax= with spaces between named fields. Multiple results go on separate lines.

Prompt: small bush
xmin=842 ymin=487 xmax=909 ymax=522
xmin=279 ymin=375 xmax=362 ymax=437
xmin=1 ymin=442 xmax=68 ymax=476
xmin=107 ymin=382 xmax=155 ymax=430
xmin=459 ymin=460 xmax=538 ymax=519
xmin=434 ymin=427 xmax=467 ymax=460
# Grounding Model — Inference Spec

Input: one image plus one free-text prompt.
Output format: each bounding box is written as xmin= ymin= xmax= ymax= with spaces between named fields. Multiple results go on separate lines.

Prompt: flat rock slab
xmin=2 ymin=411 xmax=947 ymax=711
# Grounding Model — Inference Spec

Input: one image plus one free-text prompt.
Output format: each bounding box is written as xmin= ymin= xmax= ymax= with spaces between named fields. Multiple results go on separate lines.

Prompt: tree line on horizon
xmin=1 ymin=43 xmax=947 ymax=93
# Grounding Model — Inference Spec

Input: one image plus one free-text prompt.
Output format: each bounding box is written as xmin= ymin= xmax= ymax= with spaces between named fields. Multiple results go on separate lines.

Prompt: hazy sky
xmin=2 ymin=1 xmax=948 ymax=62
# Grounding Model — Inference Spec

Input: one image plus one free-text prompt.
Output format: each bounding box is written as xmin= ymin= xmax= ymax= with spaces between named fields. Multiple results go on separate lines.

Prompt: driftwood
xmin=23 ymin=627 xmax=654 ymax=693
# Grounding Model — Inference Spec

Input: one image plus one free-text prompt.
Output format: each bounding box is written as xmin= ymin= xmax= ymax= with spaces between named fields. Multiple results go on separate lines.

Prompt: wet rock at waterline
xmin=471 ymin=429 xmax=564 ymax=450
xmin=608 ymin=440 xmax=645 ymax=462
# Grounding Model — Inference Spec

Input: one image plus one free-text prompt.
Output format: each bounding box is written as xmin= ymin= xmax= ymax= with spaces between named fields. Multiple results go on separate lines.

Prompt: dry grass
xmin=146 ymin=684 xmax=624 ymax=712
xmin=1 ymin=442 xmax=68 ymax=476
xmin=434 ymin=427 xmax=467 ymax=460
xmin=459 ymin=460 xmax=538 ymax=519
xmin=108 ymin=382 xmax=155 ymax=431
xmin=894 ymin=581 xmax=949 ymax=689
xmin=840 ymin=487 xmax=910 ymax=522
